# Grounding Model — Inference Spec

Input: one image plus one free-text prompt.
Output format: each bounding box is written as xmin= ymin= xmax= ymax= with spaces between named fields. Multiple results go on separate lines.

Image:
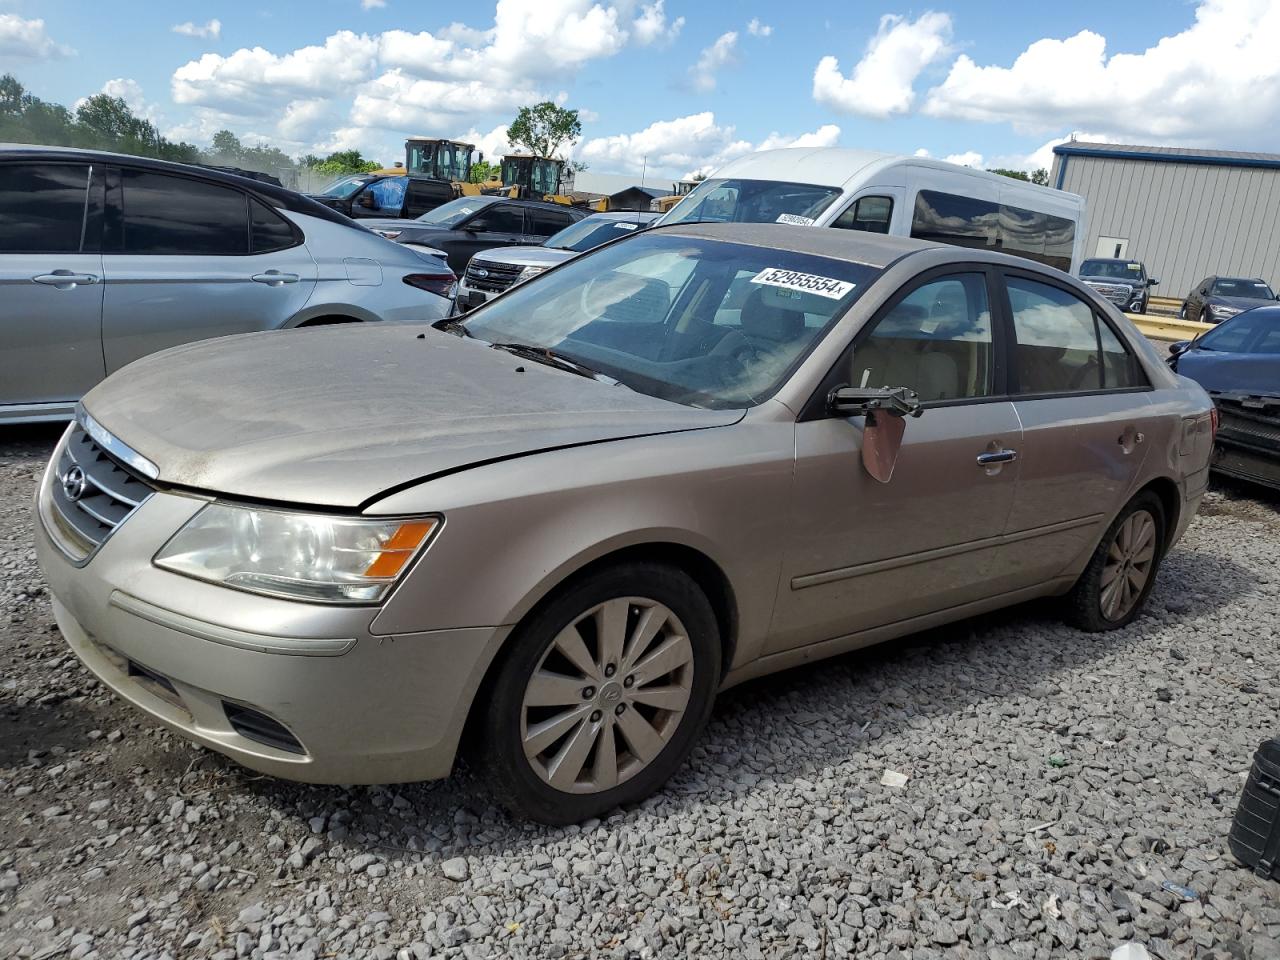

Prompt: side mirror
xmin=1149 ymin=278 xmax=1160 ymax=286
xmin=357 ymin=193 xmax=375 ymax=209
xmin=1169 ymin=340 xmax=1193 ymax=356
xmin=828 ymin=386 xmax=922 ymax=484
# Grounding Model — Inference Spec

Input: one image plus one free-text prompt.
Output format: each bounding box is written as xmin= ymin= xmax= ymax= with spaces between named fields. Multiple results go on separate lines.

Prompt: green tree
xmin=208 ymin=129 xmax=244 ymax=163
xmin=314 ymin=149 xmax=380 ymax=175
xmin=1029 ymin=168 xmax=1049 ymax=186
xmin=506 ymin=101 xmax=582 ymax=159
xmin=468 ymin=159 xmax=498 ymax=183
xmin=988 ymin=167 xmax=1051 ymax=187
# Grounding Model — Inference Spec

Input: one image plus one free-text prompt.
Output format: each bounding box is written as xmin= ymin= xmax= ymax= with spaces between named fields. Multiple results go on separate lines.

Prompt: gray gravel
xmin=2 ymin=424 xmax=1279 ymax=960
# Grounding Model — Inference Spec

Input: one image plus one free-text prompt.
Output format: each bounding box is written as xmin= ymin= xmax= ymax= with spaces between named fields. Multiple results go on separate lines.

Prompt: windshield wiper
xmin=431 ymin=318 xmax=472 ymax=338
xmin=489 ymin=342 xmax=614 ymax=383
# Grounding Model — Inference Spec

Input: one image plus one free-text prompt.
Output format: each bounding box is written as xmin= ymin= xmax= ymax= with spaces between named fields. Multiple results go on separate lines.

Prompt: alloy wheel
xmin=520 ymin=597 xmax=694 ymax=794
xmin=1100 ymin=509 xmax=1157 ymax=621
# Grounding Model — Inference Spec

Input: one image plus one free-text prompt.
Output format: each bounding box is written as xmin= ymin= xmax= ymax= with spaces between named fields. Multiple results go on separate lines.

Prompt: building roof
xmin=609 ymin=185 xmax=668 ymax=200
xmin=1052 ymin=141 xmax=1280 ymax=170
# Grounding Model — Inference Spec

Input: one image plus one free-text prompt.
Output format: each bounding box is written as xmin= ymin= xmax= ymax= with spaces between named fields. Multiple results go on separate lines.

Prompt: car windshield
xmin=1081 ymin=260 xmax=1143 ymax=280
xmin=459 ymin=232 xmax=880 ymax=409
xmin=320 ymin=175 xmax=374 ymax=199
xmin=661 ymin=178 xmax=843 ymax=227
xmin=546 ymin=217 xmax=650 ymax=252
xmin=1196 ymin=308 xmax=1280 ymax=354
xmin=1211 ymin=278 xmax=1275 ymax=299
xmin=414 ymin=195 xmax=500 ymax=227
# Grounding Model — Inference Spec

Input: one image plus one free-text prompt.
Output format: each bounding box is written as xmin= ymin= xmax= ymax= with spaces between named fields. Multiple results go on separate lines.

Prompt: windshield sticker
xmin=615 ymin=222 xmax=638 ymax=231
xmin=1127 ymin=263 xmax=1141 ymax=270
xmin=776 ymin=213 xmax=816 ymax=226
xmin=751 ymin=267 xmax=855 ymax=300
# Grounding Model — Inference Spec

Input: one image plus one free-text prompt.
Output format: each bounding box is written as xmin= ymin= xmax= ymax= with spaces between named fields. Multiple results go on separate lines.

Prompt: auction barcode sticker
xmin=775 ymin=213 xmax=816 ymax=226
xmin=750 ymin=267 xmax=855 ymax=300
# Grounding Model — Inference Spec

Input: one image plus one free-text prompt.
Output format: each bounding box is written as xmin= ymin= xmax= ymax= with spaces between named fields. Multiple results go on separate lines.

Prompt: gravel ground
xmin=2 ymin=424 xmax=1279 ymax=960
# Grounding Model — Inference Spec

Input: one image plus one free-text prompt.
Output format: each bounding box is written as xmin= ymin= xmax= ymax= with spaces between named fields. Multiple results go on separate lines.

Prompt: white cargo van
xmin=659 ymin=148 xmax=1086 ymax=273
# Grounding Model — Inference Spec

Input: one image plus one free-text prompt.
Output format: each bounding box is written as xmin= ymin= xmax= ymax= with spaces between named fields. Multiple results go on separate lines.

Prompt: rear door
xmin=525 ymin=206 xmax=576 ymax=244
xmin=101 ymin=167 xmax=317 ymax=373
xmin=0 ymin=160 xmax=105 ymax=410
xmin=995 ymin=270 xmax=1157 ymax=588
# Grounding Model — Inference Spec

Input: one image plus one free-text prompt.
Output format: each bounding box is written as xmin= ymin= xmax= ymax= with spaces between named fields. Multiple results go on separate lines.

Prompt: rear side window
xmin=831 ymin=195 xmax=893 ymax=233
xmin=468 ymin=205 xmax=524 ymax=234
xmin=121 ymin=170 xmax=248 ymax=255
xmin=1008 ymin=276 xmax=1146 ymax=394
xmin=251 ymin=200 xmax=297 ymax=253
xmin=528 ymin=208 xmax=573 ymax=236
xmin=0 ymin=163 xmax=91 ymax=253
xmin=913 ymin=190 xmax=1075 ymax=271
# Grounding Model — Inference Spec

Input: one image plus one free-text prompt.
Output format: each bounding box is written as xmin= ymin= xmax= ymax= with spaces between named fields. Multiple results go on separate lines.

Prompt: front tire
xmin=481 ymin=563 xmax=720 ymax=824
xmin=1064 ymin=492 xmax=1166 ymax=631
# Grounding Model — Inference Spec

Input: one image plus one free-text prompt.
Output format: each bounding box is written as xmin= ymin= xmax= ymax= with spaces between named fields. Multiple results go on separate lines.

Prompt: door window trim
xmin=995 ymin=265 xmax=1152 ymax=400
xmin=799 ymin=263 xmax=1011 ymax=421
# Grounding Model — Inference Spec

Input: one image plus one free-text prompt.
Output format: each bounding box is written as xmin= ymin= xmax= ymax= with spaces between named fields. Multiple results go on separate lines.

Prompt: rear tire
xmin=481 ymin=563 xmax=720 ymax=824
xmin=1064 ymin=492 xmax=1166 ymax=632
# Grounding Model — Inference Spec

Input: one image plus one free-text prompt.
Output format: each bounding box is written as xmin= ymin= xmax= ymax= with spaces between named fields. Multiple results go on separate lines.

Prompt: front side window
xmin=1008 ymin=276 xmax=1145 ymax=394
xmin=0 ymin=163 xmax=91 ymax=253
xmin=832 ymin=195 xmax=893 ymax=233
xmin=850 ymin=274 xmax=993 ymax=403
xmin=120 ymin=170 xmax=248 ymax=255
xmin=661 ymin=178 xmax=842 ymax=227
xmin=467 ymin=205 xmax=524 ymax=234
xmin=460 ymin=233 xmax=880 ymax=408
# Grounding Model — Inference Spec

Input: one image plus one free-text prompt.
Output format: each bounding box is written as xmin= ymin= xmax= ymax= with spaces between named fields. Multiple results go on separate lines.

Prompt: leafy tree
xmin=507 ymin=101 xmax=581 ymax=159
xmin=1029 ymin=168 xmax=1049 ymax=186
xmin=468 ymin=159 xmax=498 ymax=183
xmin=208 ymin=129 xmax=244 ymax=163
xmin=314 ymin=149 xmax=380 ymax=175
xmin=988 ymin=167 xmax=1051 ymax=187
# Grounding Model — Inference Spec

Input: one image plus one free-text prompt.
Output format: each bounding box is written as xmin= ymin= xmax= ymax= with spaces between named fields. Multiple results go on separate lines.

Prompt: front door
xmin=994 ymin=271 xmax=1156 ymax=588
xmin=0 ymin=161 xmax=106 ymax=411
xmin=448 ymin=204 xmax=528 ymax=273
xmin=101 ymin=167 xmax=317 ymax=373
xmin=767 ymin=269 xmax=1022 ymax=654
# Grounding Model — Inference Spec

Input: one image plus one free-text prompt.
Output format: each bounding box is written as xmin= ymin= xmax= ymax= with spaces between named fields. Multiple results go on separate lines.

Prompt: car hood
xmin=1177 ymin=350 xmax=1280 ymax=396
xmin=80 ymin=325 xmax=743 ymax=509
xmin=472 ymin=246 xmax=577 ymax=268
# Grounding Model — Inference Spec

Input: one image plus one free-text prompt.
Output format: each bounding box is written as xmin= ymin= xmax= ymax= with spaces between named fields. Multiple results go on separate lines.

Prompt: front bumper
xmin=34 ymin=478 xmax=508 ymax=784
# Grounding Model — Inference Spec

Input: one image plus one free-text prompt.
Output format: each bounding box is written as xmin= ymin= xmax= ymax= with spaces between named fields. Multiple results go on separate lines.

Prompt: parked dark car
xmin=307 ymin=173 xmax=453 ymax=220
xmin=1078 ymin=257 xmax=1158 ymax=313
xmin=1170 ymin=304 xmax=1280 ymax=489
xmin=360 ymin=196 xmax=589 ymax=274
xmin=1181 ymin=275 xmax=1278 ymax=324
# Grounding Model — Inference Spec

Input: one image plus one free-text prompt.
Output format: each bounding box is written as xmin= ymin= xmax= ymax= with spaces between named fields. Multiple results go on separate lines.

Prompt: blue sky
xmin=3 ymin=0 xmax=1277 ymax=177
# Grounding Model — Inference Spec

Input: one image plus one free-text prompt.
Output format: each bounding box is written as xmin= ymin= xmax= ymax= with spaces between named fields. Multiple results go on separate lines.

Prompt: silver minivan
xmin=0 ymin=145 xmax=457 ymax=424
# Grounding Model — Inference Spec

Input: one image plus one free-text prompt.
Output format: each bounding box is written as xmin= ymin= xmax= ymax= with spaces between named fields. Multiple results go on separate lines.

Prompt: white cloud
xmin=690 ymin=31 xmax=738 ymax=92
xmin=0 ymin=13 xmax=73 ymax=59
xmin=362 ymin=0 xmax=387 ymax=9
xmin=812 ymin=12 xmax=951 ymax=118
xmin=942 ymin=150 xmax=983 ymax=168
xmin=747 ymin=19 xmax=773 ymax=38
xmin=457 ymin=124 xmax=513 ymax=160
xmin=172 ymin=19 xmax=221 ymax=40
xmin=633 ymin=1 xmax=684 ymax=46
xmin=578 ymin=111 xmax=841 ymax=178
xmin=923 ymin=0 xmax=1280 ymax=146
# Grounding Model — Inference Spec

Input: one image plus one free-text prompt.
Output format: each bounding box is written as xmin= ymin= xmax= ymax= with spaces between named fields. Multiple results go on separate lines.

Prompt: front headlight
xmin=516 ymin=265 xmax=547 ymax=284
xmin=373 ymin=229 xmax=402 ymax=240
xmin=1210 ymin=304 xmax=1241 ymax=318
xmin=154 ymin=504 xmax=439 ymax=604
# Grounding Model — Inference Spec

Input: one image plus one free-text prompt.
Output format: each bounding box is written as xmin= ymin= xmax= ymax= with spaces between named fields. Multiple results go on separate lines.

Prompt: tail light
xmin=403 ymin=273 xmax=457 ymax=299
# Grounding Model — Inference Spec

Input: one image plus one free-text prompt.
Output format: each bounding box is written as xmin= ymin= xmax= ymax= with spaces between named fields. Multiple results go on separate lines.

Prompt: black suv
xmin=1077 ymin=258 xmax=1158 ymax=314
xmin=360 ymin=196 xmax=588 ymax=274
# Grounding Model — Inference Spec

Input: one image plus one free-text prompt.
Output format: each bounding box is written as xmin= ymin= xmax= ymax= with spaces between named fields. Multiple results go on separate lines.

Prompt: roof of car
xmin=0 ymin=142 xmax=352 ymax=227
xmin=1083 ymin=257 xmax=1142 ymax=264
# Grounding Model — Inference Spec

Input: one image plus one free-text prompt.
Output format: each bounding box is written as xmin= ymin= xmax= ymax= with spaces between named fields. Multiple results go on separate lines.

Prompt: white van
xmin=659 ymin=148 xmax=1086 ymax=274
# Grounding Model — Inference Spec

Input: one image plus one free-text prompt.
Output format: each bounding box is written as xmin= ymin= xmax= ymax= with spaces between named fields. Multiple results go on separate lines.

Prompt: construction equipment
xmin=652 ymin=179 xmax=699 ymax=214
xmin=405 ymin=138 xmax=475 ymax=184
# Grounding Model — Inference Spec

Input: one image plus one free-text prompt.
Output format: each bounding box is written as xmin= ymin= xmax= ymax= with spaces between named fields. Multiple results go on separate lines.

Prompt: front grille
xmin=47 ymin=425 xmax=153 ymax=559
xmin=1216 ymin=396 xmax=1280 ymax=452
xmin=1083 ymin=280 xmax=1134 ymax=307
xmin=465 ymin=258 xmax=522 ymax=293
xmin=223 ymin=702 xmax=305 ymax=755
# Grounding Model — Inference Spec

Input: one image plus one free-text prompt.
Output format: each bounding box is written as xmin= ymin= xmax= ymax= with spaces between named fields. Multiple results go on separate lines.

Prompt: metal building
xmin=1050 ymin=142 xmax=1280 ymax=298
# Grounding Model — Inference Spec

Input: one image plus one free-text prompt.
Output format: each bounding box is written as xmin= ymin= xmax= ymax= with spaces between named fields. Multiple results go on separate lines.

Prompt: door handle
xmin=976 ymin=449 xmax=1018 ymax=466
xmin=33 ymin=272 xmax=99 ymax=288
xmin=251 ymin=271 xmax=300 ymax=285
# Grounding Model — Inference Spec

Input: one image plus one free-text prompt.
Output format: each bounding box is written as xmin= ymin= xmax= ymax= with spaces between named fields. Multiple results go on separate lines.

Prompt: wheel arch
xmin=1136 ymin=476 xmax=1181 ymax=555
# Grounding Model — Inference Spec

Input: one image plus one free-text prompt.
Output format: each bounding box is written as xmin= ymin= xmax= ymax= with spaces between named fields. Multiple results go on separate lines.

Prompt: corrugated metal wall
xmin=1050 ymin=154 xmax=1280 ymax=298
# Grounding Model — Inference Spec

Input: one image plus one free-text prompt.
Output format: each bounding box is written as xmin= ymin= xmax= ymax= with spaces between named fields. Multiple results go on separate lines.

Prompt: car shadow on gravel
xmin=179 ymin=545 xmax=1256 ymax=857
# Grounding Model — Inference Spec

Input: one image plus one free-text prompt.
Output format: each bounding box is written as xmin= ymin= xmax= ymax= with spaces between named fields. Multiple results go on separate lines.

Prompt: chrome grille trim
xmin=43 ymin=422 xmax=155 ymax=563
xmin=1082 ymin=280 xmax=1133 ymax=307
xmin=78 ymin=406 xmax=159 ymax=479
xmin=465 ymin=259 xmax=522 ymax=293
